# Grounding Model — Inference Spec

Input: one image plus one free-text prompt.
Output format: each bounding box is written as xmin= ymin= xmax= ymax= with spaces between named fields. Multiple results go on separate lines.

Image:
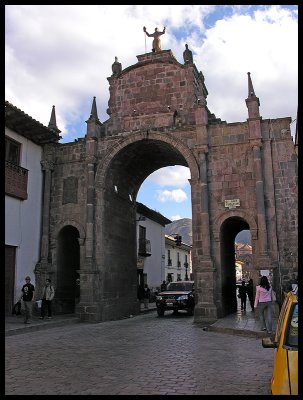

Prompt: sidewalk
xmin=5 ymin=302 xmax=277 ymax=338
xmin=5 ymin=303 xmax=157 ymax=337
xmin=208 ymin=308 xmax=277 ymax=338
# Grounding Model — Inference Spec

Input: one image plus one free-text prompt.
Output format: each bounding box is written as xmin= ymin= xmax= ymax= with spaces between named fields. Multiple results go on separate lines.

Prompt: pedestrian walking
xmin=75 ymin=277 xmax=80 ymax=304
xmin=21 ymin=276 xmax=35 ymax=324
xmin=39 ymin=279 xmax=55 ymax=320
xmin=160 ymin=280 xmax=167 ymax=291
xmin=254 ymin=275 xmax=273 ymax=334
xmin=143 ymin=284 xmax=150 ymax=309
xmin=246 ymin=278 xmax=254 ymax=311
xmin=238 ymin=280 xmax=247 ymax=311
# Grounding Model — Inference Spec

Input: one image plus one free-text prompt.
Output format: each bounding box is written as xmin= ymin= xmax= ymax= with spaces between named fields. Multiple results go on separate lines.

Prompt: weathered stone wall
xmin=39 ymin=49 xmax=297 ymax=322
xmin=267 ymin=119 xmax=298 ymax=290
xmin=50 ymin=141 xmax=87 ymax=242
xmin=106 ymin=50 xmax=206 ymax=136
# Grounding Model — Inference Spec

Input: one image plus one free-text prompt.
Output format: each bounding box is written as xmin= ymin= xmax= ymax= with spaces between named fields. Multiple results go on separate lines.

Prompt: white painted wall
xmin=5 ymin=127 xmax=43 ymax=302
xmin=136 ymin=216 xmax=166 ymax=291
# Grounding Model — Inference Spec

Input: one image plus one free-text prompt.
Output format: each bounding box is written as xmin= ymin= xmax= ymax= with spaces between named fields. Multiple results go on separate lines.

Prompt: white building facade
xmin=136 ymin=202 xmax=171 ymax=295
xmin=165 ymin=235 xmax=192 ymax=283
xmin=5 ymin=101 xmax=59 ymax=315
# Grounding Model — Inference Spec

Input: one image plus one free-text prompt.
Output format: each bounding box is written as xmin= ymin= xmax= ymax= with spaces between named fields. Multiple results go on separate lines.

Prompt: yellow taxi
xmin=262 ymin=287 xmax=298 ymax=395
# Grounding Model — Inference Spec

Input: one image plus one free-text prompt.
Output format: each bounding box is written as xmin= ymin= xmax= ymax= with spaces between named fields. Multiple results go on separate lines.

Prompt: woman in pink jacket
xmin=254 ymin=275 xmax=273 ymax=334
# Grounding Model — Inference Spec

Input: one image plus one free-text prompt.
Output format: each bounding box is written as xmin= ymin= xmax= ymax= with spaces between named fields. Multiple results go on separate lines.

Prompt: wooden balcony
xmin=5 ymin=161 xmax=28 ymax=200
xmin=138 ymin=238 xmax=152 ymax=257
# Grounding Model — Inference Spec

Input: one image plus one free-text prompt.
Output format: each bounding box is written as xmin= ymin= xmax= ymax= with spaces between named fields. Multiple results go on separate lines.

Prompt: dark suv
xmin=156 ymin=281 xmax=195 ymax=316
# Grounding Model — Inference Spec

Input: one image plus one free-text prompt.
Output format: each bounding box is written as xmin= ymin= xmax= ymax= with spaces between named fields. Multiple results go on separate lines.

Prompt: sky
xmin=5 ymin=5 xmax=298 ymax=221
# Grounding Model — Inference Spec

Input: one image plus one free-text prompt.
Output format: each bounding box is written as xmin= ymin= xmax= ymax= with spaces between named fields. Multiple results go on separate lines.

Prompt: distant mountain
xmin=165 ymin=219 xmax=251 ymax=246
xmin=165 ymin=218 xmax=192 ymax=245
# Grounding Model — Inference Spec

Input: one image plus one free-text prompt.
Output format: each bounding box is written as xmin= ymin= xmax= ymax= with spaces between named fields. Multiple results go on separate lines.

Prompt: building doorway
xmin=55 ymin=225 xmax=80 ymax=314
xmin=220 ymin=217 xmax=251 ymax=316
xmin=5 ymin=245 xmax=16 ymax=315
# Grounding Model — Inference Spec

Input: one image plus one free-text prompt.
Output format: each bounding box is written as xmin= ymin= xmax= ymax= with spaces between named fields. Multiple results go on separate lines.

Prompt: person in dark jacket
xmin=21 ymin=276 xmax=35 ymax=324
xmin=246 ymin=279 xmax=254 ymax=311
xmin=160 ymin=280 xmax=167 ymax=291
xmin=238 ymin=280 xmax=247 ymax=311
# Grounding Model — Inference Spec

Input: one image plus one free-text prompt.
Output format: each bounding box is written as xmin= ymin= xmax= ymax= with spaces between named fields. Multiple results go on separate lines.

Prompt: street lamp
xmin=184 ymin=262 xmax=189 ymax=281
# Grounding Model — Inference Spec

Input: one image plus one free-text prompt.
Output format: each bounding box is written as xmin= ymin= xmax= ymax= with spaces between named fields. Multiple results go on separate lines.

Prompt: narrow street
xmin=5 ymin=311 xmax=274 ymax=395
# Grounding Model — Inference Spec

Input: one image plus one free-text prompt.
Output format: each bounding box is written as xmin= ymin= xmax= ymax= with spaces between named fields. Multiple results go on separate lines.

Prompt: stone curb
xmin=5 ymin=308 xmax=157 ymax=337
xmin=208 ymin=325 xmax=270 ymax=339
xmin=5 ymin=318 xmax=80 ymax=337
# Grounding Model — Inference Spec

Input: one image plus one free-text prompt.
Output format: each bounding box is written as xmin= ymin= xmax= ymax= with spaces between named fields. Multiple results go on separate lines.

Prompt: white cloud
xmin=6 ymin=5 xmax=297 ymax=220
xmin=194 ymin=5 xmax=298 ymax=134
xmin=156 ymin=189 xmax=188 ymax=203
xmin=5 ymin=5 xmax=297 ymax=140
xmin=171 ymin=215 xmax=183 ymax=221
xmin=148 ymin=166 xmax=190 ymax=187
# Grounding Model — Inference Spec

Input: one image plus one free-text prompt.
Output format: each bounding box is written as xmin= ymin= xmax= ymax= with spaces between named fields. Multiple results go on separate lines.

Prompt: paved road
xmin=5 ymin=311 xmax=274 ymax=395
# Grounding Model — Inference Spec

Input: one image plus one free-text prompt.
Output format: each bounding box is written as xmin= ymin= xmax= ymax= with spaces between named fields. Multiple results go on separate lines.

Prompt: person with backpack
xmin=39 ymin=278 xmax=55 ymax=320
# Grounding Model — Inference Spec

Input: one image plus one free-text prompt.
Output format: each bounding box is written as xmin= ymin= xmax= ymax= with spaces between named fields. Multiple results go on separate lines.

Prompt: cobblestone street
xmin=5 ymin=311 xmax=274 ymax=395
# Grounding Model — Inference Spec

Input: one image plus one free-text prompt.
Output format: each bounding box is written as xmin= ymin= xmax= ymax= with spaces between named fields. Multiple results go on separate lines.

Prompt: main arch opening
xmin=96 ymin=135 xmax=196 ymax=321
xmin=136 ymin=165 xmax=191 ymax=301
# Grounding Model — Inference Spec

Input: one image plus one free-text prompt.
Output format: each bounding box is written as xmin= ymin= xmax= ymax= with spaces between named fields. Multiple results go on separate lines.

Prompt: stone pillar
xmin=251 ymin=144 xmax=272 ymax=275
xmin=199 ymin=151 xmax=211 ymax=256
xmin=252 ymin=144 xmax=268 ymax=255
xmin=193 ymin=149 xmax=217 ymax=323
xmin=34 ymin=159 xmax=54 ymax=297
xmin=262 ymin=137 xmax=279 ymax=259
xmin=85 ymin=159 xmax=95 ymax=265
xmin=40 ymin=160 xmax=54 ymax=262
xmin=77 ymin=139 xmax=100 ymax=322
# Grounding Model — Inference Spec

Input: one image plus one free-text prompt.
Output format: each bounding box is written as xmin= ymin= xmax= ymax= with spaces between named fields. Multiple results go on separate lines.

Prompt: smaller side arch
xmin=53 ymin=219 xmax=86 ymax=241
xmin=53 ymin=222 xmax=84 ymax=314
xmin=212 ymin=210 xmax=257 ymax=317
xmin=213 ymin=210 xmax=258 ymax=241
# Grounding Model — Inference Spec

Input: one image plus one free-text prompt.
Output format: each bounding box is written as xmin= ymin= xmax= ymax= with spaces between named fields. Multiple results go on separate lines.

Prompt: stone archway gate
xmin=35 ymin=49 xmax=297 ymax=323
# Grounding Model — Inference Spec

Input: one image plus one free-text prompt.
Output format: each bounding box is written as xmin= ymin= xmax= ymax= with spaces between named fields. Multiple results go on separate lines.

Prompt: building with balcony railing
xmin=5 ymin=101 xmax=60 ymax=315
xmin=136 ymin=202 xmax=171 ymax=295
xmin=165 ymin=235 xmax=192 ymax=282
xmin=138 ymin=238 xmax=152 ymax=257
xmin=5 ymin=161 xmax=28 ymax=200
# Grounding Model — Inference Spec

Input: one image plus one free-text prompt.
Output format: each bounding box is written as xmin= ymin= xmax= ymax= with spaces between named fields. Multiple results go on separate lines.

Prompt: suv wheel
xmin=157 ymin=307 xmax=164 ymax=317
